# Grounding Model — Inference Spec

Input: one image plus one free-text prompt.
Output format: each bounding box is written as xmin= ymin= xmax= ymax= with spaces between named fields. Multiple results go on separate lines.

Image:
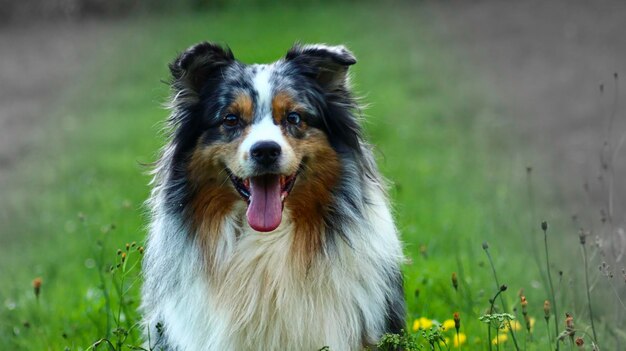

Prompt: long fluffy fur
xmin=141 ymin=42 xmax=405 ymax=351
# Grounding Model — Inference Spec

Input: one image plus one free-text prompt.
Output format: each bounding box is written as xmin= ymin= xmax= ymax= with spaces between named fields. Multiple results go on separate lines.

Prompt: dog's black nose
xmin=250 ymin=141 xmax=281 ymax=166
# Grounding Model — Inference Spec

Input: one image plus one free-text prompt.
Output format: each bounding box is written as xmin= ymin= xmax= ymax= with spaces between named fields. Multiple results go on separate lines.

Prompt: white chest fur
xmin=143 ymin=190 xmax=402 ymax=351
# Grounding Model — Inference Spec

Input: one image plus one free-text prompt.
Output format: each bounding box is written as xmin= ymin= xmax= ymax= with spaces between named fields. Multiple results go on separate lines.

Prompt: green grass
xmin=0 ymin=3 xmax=612 ymax=350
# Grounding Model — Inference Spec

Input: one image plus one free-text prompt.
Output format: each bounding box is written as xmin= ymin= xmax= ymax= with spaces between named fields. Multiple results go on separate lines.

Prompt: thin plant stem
xmin=526 ymin=168 xmax=550 ymax=290
xmin=484 ymin=248 xmax=521 ymax=351
xmin=86 ymin=338 xmax=116 ymax=351
xmin=607 ymin=278 xmax=626 ymax=310
xmin=514 ymin=306 xmax=527 ymax=351
xmin=545 ymin=319 xmax=552 ymax=351
xmin=581 ymin=243 xmax=598 ymax=343
xmin=542 ymin=224 xmax=559 ymax=350
xmin=488 ymin=287 xmax=506 ymax=351
xmin=115 ymin=268 xmax=130 ymax=349
xmin=97 ymin=244 xmax=112 ymax=340
xmin=455 ymin=253 xmax=474 ymax=316
xmin=606 ymin=73 xmax=619 ymax=156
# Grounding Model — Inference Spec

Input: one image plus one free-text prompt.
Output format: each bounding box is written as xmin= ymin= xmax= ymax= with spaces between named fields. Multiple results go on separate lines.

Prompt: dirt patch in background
xmin=0 ymin=21 xmax=112 ymax=184
xmin=425 ymin=0 xmax=626 ymax=227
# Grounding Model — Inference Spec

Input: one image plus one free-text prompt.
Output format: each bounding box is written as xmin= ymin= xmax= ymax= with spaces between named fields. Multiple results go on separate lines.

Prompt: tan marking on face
xmin=187 ymin=139 xmax=241 ymax=272
xmin=227 ymin=92 xmax=254 ymax=123
xmin=283 ymin=129 xmax=341 ymax=270
xmin=271 ymin=91 xmax=306 ymax=125
xmin=271 ymin=92 xmax=292 ymax=124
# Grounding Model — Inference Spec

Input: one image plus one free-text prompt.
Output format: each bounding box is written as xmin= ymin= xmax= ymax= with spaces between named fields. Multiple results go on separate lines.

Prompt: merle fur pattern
xmin=141 ymin=42 xmax=405 ymax=351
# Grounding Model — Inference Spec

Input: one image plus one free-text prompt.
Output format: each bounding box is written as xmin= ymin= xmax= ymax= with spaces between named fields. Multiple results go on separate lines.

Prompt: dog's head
xmin=166 ymin=42 xmax=363 ymax=233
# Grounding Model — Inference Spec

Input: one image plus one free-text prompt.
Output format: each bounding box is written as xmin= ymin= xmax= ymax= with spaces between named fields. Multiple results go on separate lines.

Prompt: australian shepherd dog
xmin=141 ymin=42 xmax=405 ymax=351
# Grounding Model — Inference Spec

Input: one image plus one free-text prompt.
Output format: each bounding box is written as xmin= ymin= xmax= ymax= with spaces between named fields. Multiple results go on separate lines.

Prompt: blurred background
xmin=1 ymin=0 xmax=625 ymax=349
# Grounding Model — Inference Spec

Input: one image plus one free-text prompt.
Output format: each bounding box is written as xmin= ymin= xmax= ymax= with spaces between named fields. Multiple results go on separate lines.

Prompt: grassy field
xmin=0 ymin=3 xmax=614 ymax=350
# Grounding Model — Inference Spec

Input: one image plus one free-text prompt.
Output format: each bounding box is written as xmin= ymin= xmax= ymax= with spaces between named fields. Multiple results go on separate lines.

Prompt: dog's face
xmin=168 ymin=43 xmax=361 ymax=233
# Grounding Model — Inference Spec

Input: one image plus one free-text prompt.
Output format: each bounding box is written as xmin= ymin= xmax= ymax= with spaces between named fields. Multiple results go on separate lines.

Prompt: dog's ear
xmin=169 ymin=42 xmax=235 ymax=94
xmin=285 ymin=43 xmax=356 ymax=90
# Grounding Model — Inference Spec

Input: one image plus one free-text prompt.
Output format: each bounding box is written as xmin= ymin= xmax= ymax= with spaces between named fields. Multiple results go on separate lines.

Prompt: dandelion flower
xmin=453 ymin=332 xmax=467 ymax=347
xmin=412 ymin=317 xmax=433 ymax=331
xmin=492 ymin=333 xmax=508 ymax=345
xmin=442 ymin=319 xmax=456 ymax=331
xmin=418 ymin=317 xmax=433 ymax=330
xmin=502 ymin=320 xmax=522 ymax=332
xmin=529 ymin=317 xmax=536 ymax=328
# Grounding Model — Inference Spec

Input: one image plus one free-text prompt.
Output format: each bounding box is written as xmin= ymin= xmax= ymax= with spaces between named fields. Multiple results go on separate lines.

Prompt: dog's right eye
xmin=223 ymin=114 xmax=240 ymax=127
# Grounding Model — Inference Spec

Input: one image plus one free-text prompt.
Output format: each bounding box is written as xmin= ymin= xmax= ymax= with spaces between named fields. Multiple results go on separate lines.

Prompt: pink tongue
xmin=246 ymin=175 xmax=283 ymax=232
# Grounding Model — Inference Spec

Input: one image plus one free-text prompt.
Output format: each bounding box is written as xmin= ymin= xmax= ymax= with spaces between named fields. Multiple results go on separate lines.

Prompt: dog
xmin=141 ymin=42 xmax=405 ymax=351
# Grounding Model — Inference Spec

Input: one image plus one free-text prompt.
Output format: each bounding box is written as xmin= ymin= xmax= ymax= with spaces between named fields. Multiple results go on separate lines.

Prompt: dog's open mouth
xmin=228 ymin=171 xmax=297 ymax=232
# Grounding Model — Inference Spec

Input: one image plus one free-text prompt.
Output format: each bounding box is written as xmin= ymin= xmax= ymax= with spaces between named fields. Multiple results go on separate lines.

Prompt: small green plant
xmin=377 ymin=330 xmax=422 ymax=351
xmin=479 ymin=313 xmax=515 ymax=351
xmin=479 ymin=313 xmax=516 ymax=330
xmin=86 ymin=233 xmax=145 ymax=351
xmin=482 ymin=242 xmax=521 ymax=351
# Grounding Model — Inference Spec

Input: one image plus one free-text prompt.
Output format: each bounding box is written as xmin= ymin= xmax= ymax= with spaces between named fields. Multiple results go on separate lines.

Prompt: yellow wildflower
xmin=439 ymin=337 xmax=450 ymax=347
xmin=419 ymin=317 xmax=433 ymax=330
xmin=412 ymin=319 xmax=420 ymax=332
xmin=492 ymin=333 xmax=508 ymax=345
xmin=442 ymin=319 xmax=456 ymax=331
xmin=453 ymin=332 xmax=467 ymax=347
xmin=502 ymin=320 xmax=522 ymax=332
xmin=412 ymin=317 xmax=433 ymax=331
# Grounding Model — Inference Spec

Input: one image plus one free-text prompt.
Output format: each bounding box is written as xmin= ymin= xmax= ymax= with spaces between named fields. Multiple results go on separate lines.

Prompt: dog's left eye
xmin=223 ymin=114 xmax=240 ymax=127
xmin=286 ymin=112 xmax=301 ymax=125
